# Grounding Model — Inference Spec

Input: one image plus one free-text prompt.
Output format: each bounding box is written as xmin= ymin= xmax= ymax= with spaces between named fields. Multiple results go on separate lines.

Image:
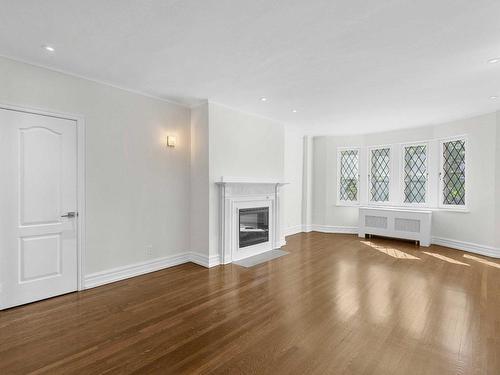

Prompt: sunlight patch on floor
xmin=463 ymin=254 xmax=500 ymax=269
xmin=423 ymin=252 xmax=470 ymax=266
xmin=361 ymin=240 xmax=420 ymax=260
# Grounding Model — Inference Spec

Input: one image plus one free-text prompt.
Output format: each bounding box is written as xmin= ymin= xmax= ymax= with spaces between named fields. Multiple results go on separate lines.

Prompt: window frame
xmin=337 ymin=147 xmax=360 ymax=206
xmin=438 ymin=136 xmax=468 ymax=211
xmin=400 ymin=141 xmax=429 ymax=207
xmin=367 ymin=145 xmax=392 ymax=205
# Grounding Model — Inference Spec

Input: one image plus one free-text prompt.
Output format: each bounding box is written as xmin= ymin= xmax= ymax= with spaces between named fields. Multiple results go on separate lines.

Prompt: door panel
xmin=20 ymin=234 xmax=61 ymax=282
xmin=0 ymin=108 xmax=78 ymax=309
xmin=20 ymin=127 xmax=62 ymax=225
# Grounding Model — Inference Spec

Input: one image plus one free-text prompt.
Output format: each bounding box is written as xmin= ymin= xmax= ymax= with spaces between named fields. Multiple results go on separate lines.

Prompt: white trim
xmin=337 ymin=147 xmax=361 ymax=206
xmin=284 ymin=224 xmax=303 ymax=236
xmin=400 ymin=141 xmax=429 ymax=207
xmin=310 ymin=225 xmax=358 ymax=234
xmin=302 ymin=224 xmax=313 ymax=232
xmin=84 ymin=253 xmax=190 ymax=289
xmin=432 ymin=237 xmax=500 ymax=259
xmin=0 ymin=54 xmax=190 ymax=109
xmin=81 ymin=234 xmax=500 ymax=291
xmin=285 ymin=224 xmax=500 ymax=259
xmin=438 ymin=136 xmax=468 ymax=210
xmin=0 ymin=102 xmax=87 ymax=292
xmin=189 ymin=252 xmax=220 ymax=268
xmin=84 ymin=252 xmax=219 ymax=289
xmin=218 ymin=176 xmax=288 ymax=185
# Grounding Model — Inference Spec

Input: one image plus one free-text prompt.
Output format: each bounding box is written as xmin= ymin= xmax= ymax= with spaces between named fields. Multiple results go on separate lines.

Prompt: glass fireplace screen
xmin=239 ymin=207 xmax=269 ymax=248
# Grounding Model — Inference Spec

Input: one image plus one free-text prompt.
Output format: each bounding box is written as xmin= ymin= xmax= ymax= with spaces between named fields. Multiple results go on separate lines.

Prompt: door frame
xmin=0 ymin=102 xmax=86 ymax=291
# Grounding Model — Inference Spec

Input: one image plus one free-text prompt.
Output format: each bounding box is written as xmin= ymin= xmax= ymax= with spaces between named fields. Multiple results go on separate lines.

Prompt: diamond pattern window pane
xmin=404 ymin=145 xmax=427 ymax=203
xmin=442 ymin=139 xmax=466 ymax=205
xmin=370 ymin=148 xmax=390 ymax=202
xmin=339 ymin=150 xmax=359 ymax=201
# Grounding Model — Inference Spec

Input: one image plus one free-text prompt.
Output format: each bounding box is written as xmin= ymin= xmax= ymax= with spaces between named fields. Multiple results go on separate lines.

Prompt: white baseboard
xmin=285 ymin=224 xmax=500 ymax=259
xmin=432 ymin=237 xmax=500 ymax=258
xmin=84 ymin=251 xmax=220 ymax=289
xmin=283 ymin=225 xmax=303 ymax=236
xmin=310 ymin=224 xmax=358 ymax=234
xmin=189 ymin=252 xmax=220 ymax=268
xmin=84 ymin=253 xmax=190 ymax=289
xmin=84 ymin=232 xmax=500 ymax=290
xmin=285 ymin=224 xmax=357 ymax=236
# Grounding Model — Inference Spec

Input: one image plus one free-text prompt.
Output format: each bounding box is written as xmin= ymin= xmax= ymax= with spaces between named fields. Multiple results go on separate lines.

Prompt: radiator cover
xmin=358 ymin=207 xmax=432 ymax=246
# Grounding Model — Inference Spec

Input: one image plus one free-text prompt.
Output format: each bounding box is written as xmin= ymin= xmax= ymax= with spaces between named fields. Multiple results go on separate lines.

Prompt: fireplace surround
xmin=217 ymin=177 xmax=288 ymax=264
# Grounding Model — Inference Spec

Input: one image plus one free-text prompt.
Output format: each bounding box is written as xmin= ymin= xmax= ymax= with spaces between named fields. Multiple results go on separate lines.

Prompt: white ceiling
xmin=0 ymin=0 xmax=499 ymax=134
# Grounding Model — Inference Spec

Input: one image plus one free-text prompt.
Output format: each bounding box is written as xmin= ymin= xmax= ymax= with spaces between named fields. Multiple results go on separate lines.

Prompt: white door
xmin=0 ymin=108 xmax=78 ymax=309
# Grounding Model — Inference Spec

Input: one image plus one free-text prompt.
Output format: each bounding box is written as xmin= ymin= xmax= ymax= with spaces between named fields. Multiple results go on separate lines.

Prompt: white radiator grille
xmin=365 ymin=215 xmax=388 ymax=229
xmin=394 ymin=218 xmax=420 ymax=233
xmin=359 ymin=208 xmax=431 ymax=247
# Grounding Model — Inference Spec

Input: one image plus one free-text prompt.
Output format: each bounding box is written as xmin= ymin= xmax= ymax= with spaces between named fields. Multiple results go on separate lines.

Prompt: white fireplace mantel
xmin=216 ymin=176 xmax=288 ymax=185
xmin=217 ymin=177 xmax=288 ymax=264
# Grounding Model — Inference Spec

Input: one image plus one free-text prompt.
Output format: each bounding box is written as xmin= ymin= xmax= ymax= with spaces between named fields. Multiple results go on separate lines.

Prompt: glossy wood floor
xmin=1 ymin=232 xmax=500 ymax=374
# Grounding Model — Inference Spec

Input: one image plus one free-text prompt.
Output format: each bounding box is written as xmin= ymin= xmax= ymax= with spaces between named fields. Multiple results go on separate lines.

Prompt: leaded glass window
xmin=370 ymin=148 xmax=390 ymax=202
xmin=403 ymin=144 xmax=427 ymax=204
xmin=339 ymin=149 xmax=359 ymax=202
xmin=442 ymin=139 xmax=466 ymax=206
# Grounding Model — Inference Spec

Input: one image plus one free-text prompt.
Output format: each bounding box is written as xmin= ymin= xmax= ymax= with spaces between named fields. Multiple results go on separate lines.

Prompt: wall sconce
xmin=166 ymin=135 xmax=176 ymax=148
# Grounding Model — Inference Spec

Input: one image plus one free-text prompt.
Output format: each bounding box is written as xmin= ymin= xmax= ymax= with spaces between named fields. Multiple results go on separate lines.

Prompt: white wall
xmin=208 ymin=103 xmax=285 ymax=256
xmin=0 ymin=57 xmax=191 ymax=274
xmin=496 ymin=112 xmax=500 ymax=249
xmin=311 ymin=112 xmax=498 ymax=249
xmin=190 ymin=102 xmax=210 ymax=256
xmin=283 ymin=128 xmax=304 ymax=235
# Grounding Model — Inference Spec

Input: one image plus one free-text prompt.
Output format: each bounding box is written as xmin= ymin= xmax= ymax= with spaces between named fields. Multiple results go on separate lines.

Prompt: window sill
xmin=336 ymin=202 xmax=360 ymax=208
xmin=336 ymin=203 xmax=469 ymax=213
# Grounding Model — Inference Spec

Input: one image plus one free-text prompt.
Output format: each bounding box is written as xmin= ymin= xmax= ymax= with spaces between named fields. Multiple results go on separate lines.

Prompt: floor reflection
xmin=367 ymin=265 xmax=392 ymax=324
xmin=400 ymin=272 xmax=429 ymax=339
xmin=336 ymin=260 xmax=360 ymax=321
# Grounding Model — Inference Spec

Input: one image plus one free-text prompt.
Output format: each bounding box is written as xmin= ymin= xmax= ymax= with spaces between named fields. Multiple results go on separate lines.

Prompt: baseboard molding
xmin=84 ymin=251 xmax=220 ymax=289
xmin=432 ymin=237 xmax=500 ymax=259
xmin=310 ymin=224 xmax=358 ymax=234
xmin=285 ymin=224 xmax=357 ymax=236
xmin=283 ymin=225 xmax=303 ymax=236
xmin=84 ymin=253 xmax=190 ymax=289
xmin=84 ymin=232 xmax=500 ymax=290
xmin=189 ymin=252 xmax=220 ymax=268
xmin=285 ymin=224 xmax=500 ymax=259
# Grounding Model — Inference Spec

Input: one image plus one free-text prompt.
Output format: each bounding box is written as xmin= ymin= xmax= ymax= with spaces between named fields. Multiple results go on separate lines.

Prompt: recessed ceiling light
xmin=488 ymin=58 xmax=500 ymax=64
xmin=43 ymin=45 xmax=55 ymax=52
xmin=490 ymin=96 xmax=498 ymax=100
xmin=292 ymin=109 xmax=298 ymax=113
xmin=260 ymin=97 xmax=268 ymax=102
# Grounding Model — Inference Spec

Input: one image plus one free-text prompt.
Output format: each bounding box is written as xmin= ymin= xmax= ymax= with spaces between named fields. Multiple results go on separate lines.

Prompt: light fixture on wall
xmin=490 ymin=96 xmax=498 ymax=100
xmin=166 ymin=135 xmax=176 ymax=147
xmin=488 ymin=57 xmax=500 ymax=64
xmin=42 ymin=45 xmax=55 ymax=52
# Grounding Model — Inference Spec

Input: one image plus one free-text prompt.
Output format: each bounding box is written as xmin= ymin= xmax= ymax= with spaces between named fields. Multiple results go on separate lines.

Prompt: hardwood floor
xmin=1 ymin=232 xmax=500 ymax=374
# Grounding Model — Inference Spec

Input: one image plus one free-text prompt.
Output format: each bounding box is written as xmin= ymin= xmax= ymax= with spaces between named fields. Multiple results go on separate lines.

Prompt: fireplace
xmin=217 ymin=177 xmax=288 ymax=264
xmin=239 ymin=207 xmax=269 ymax=248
